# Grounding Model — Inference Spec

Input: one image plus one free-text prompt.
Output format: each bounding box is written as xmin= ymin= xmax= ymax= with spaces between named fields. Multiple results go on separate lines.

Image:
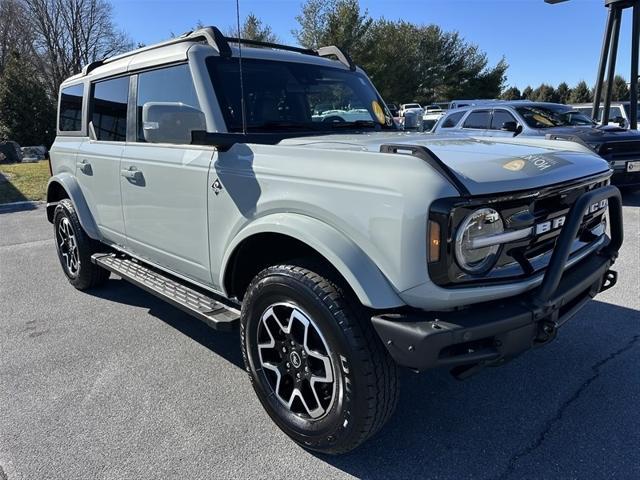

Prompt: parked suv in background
xmin=572 ymin=101 xmax=639 ymax=129
xmin=47 ymin=27 xmax=623 ymax=454
xmin=434 ymin=101 xmax=640 ymax=189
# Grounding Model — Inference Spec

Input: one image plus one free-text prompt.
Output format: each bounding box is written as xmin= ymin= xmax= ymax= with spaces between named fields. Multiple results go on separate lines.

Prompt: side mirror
xmin=501 ymin=121 xmax=519 ymax=132
xmin=142 ymin=102 xmax=206 ymax=144
xmin=614 ymin=116 xmax=626 ymax=128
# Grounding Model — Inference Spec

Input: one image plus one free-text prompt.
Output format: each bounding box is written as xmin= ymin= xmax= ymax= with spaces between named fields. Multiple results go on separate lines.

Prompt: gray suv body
xmin=434 ymin=101 xmax=640 ymax=188
xmin=46 ymin=28 xmax=623 ymax=454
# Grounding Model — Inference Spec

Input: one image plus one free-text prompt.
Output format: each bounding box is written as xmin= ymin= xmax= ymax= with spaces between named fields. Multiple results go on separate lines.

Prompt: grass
xmin=0 ymin=160 xmax=51 ymax=204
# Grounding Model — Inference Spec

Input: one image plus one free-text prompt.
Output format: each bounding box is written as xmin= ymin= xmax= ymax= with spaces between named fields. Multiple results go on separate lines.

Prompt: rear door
xmin=76 ymin=76 xmax=129 ymax=245
xmin=460 ymin=109 xmax=491 ymax=136
xmin=120 ymin=63 xmax=214 ymax=284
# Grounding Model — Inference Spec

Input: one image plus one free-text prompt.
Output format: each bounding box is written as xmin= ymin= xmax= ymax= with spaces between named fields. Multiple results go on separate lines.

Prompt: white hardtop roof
xmin=61 ymin=27 xmax=356 ymax=88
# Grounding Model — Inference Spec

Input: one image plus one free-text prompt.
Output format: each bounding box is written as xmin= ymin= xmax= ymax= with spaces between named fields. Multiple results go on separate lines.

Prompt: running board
xmin=91 ymin=254 xmax=239 ymax=331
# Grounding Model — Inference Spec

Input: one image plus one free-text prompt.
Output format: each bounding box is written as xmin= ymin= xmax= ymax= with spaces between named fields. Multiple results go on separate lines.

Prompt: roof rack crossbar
xmin=82 ymin=26 xmax=231 ymax=76
xmin=316 ymin=46 xmax=356 ymax=71
xmin=225 ymin=37 xmax=318 ymax=56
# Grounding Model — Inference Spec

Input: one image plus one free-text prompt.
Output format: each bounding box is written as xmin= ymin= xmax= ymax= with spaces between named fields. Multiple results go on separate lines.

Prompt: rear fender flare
xmin=46 ymin=173 xmax=101 ymax=240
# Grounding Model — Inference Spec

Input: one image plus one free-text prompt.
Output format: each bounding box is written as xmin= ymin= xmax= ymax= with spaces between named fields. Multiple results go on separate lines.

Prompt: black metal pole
xmin=630 ymin=3 xmax=639 ymax=129
xmin=602 ymin=7 xmax=622 ymax=126
xmin=593 ymin=7 xmax=615 ymax=121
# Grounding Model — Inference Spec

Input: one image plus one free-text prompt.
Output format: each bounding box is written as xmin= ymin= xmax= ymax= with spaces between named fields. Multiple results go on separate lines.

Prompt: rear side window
xmin=136 ymin=64 xmax=202 ymax=144
xmin=490 ymin=109 xmax=517 ymax=130
xmin=441 ymin=111 xmax=464 ymax=128
xmin=91 ymin=76 xmax=129 ymax=142
xmin=59 ymin=84 xmax=84 ymax=132
xmin=463 ymin=110 xmax=491 ymax=129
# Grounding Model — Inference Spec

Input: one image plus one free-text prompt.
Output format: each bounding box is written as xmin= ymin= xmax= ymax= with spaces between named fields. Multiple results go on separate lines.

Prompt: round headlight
xmin=455 ymin=208 xmax=504 ymax=274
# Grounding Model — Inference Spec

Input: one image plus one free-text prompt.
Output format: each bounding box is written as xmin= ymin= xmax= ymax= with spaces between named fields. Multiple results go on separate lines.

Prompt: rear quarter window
xmin=59 ymin=84 xmax=84 ymax=132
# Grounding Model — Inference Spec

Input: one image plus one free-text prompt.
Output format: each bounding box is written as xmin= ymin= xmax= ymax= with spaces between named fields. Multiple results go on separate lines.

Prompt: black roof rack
xmin=80 ymin=26 xmax=356 ymax=76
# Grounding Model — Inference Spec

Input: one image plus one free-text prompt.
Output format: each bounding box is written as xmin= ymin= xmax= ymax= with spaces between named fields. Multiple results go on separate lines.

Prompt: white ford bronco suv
xmin=47 ymin=27 xmax=623 ymax=454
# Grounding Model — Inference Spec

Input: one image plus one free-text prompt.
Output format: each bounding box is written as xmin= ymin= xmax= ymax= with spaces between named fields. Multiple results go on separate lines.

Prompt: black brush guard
xmin=371 ymin=186 xmax=624 ymax=378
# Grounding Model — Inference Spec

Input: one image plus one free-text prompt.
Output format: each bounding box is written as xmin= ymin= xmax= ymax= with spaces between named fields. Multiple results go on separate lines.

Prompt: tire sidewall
xmin=242 ymin=270 xmax=366 ymax=452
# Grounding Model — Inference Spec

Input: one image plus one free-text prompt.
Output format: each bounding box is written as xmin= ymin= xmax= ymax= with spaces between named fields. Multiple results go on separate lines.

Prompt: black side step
xmin=92 ymin=254 xmax=239 ymax=331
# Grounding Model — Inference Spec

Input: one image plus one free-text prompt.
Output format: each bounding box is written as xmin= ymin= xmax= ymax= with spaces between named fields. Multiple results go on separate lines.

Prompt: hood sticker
xmin=499 ymin=154 xmax=571 ymax=175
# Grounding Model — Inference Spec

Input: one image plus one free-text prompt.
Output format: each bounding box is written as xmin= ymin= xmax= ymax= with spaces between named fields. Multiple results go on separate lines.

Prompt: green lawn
xmin=0 ymin=160 xmax=50 ymax=204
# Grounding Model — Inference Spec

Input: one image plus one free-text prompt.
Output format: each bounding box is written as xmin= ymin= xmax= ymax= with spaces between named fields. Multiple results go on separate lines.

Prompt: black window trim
xmin=440 ymin=110 xmax=465 ymax=129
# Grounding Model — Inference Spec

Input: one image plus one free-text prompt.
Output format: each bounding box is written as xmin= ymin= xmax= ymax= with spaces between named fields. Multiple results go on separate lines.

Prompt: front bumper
xmin=372 ymin=186 xmax=624 ymax=376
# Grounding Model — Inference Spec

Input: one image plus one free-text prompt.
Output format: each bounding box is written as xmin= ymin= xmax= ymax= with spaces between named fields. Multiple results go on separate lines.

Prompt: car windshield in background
xmin=206 ymin=57 xmax=396 ymax=133
xmin=515 ymin=105 xmax=595 ymax=129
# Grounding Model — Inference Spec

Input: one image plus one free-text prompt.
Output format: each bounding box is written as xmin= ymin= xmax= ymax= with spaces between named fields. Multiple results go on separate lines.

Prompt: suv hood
xmin=539 ymin=125 xmax=640 ymax=143
xmin=279 ymin=132 xmax=610 ymax=196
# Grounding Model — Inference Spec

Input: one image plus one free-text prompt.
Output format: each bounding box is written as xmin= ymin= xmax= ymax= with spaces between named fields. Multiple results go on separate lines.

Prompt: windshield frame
xmin=206 ymin=55 xmax=397 ymax=134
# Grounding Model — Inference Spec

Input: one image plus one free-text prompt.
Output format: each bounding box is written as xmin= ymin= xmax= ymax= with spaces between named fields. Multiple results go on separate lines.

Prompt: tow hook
xmin=601 ymin=269 xmax=618 ymax=292
xmin=535 ymin=320 xmax=557 ymax=345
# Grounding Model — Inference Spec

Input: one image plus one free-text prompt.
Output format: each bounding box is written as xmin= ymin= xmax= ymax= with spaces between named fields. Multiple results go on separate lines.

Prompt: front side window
xmin=59 ymin=84 xmax=84 ymax=132
xmin=490 ymin=109 xmax=517 ymax=130
xmin=441 ymin=111 xmax=464 ymax=128
xmin=515 ymin=105 xmax=594 ymax=129
xmin=463 ymin=110 xmax=491 ymax=129
xmin=136 ymin=64 xmax=203 ymax=144
xmin=91 ymin=76 xmax=129 ymax=141
xmin=207 ymin=57 xmax=396 ymax=133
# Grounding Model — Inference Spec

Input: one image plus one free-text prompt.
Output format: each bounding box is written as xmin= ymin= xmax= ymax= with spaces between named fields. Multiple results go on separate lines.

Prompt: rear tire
xmin=240 ymin=264 xmax=398 ymax=454
xmin=53 ymin=199 xmax=109 ymax=290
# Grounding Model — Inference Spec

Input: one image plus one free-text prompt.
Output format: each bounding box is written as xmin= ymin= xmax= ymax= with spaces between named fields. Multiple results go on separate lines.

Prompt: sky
xmin=110 ymin=0 xmax=639 ymax=91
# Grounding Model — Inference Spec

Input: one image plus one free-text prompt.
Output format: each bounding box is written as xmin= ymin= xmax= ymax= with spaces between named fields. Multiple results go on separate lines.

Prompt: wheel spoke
xmin=256 ymin=303 xmax=336 ymax=420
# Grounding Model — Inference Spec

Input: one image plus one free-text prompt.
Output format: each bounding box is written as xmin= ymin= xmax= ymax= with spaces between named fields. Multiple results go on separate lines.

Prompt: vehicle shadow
xmin=88 ymin=277 xmax=244 ymax=369
xmin=311 ymin=300 xmax=640 ymax=480
xmin=621 ymin=189 xmax=640 ymax=207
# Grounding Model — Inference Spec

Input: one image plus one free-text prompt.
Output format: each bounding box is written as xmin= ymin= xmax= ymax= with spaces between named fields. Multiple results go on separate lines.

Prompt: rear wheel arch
xmin=46 ymin=174 xmax=100 ymax=240
xmin=220 ymin=215 xmax=404 ymax=309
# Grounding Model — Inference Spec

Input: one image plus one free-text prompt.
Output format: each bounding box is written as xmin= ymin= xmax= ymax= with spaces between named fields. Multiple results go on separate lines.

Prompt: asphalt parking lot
xmin=0 ymin=195 xmax=638 ymax=480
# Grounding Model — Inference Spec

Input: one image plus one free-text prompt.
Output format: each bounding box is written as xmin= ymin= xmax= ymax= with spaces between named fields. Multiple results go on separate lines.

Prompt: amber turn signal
xmin=428 ymin=220 xmax=441 ymax=263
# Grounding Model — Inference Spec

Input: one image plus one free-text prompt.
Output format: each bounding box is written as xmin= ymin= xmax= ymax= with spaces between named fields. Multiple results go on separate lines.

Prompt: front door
xmin=120 ymin=63 xmax=213 ymax=284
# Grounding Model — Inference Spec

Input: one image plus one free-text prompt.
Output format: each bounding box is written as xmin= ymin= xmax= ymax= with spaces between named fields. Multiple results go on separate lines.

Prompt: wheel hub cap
xmin=257 ymin=303 xmax=336 ymax=420
xmin=56 ymin=217 xmax=80 ymax=277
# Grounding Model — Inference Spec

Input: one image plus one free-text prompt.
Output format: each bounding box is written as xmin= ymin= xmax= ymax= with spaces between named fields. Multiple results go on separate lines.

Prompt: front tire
xmin=53 ymin=199 xmax=109 ymax=290
xmin=240 ymin=265 xmax=398 ymax=454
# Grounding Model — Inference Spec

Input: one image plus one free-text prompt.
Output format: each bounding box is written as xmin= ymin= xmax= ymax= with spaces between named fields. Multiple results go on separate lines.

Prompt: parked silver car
xmin=434 ymin=101 xmax=640 ymax=189
xmin=47 ymin=28 xmax=623 ymax=454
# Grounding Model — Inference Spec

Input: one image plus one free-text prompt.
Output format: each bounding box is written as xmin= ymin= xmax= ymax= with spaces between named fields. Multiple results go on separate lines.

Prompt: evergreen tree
xmin=521 ymin=86 xmax=533 ymax=99
xmin=611 ymin=75 xmax=629 ymax=101
xmin=0 ymin=53 xmax=55 ymax=146
xmin=569 ymin=81 xmax=593 ymax=103
xmin=531 ymin=83 xmax=557 ymax=102
xmin=501 ymin=86 xmax=521 ymax=100
xmin=556 ymin=82 xmax=571 ymax=104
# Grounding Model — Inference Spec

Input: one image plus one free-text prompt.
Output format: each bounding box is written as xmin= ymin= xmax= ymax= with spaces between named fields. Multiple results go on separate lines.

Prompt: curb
xmin=0 ymin=200 xmax=44 ymax=213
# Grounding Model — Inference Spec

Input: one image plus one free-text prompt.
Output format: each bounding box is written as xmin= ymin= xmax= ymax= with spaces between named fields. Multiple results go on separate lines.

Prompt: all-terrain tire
xmin=53 ymin=199 xmax=110 ymax=290
xmin=240 ymin=264 xmax=398 ymax=454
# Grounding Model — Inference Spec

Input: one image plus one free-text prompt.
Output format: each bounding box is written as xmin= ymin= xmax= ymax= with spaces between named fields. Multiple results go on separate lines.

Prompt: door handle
xmin=120 ymin=167 xmax=143 ymax=181
xmin=77 ymin=160 xmax=91 ymax=174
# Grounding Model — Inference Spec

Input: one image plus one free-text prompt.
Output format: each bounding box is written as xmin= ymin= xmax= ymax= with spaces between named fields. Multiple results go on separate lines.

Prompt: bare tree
xmin=23 ymin=0 xmax=133 ymax=93
xmin=0 ymin=0 xmax=36 ymax=74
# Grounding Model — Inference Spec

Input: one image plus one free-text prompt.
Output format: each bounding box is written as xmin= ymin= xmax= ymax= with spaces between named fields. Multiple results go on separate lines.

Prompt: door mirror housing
xmin=613 ymin=116 xmax=627 ymax=128
xmin=142 ymin=102 xmax=206 ymax=144
xmin=500 ymin=121 xmax=519 ymax=132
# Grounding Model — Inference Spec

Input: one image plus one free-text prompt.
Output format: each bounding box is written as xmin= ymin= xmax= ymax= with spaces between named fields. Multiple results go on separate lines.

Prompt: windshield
xmin=515 ymin=105 xmax=595 ymax=129
xmin=206 ymin=57 xmax=396 ymax=133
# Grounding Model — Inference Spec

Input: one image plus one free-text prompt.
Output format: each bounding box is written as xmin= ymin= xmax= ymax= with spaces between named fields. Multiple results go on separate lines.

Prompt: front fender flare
xmin=220 ymin=213 xmax=405 ymax=309
xmin=46 ymin=173 xmax=101 ymax=240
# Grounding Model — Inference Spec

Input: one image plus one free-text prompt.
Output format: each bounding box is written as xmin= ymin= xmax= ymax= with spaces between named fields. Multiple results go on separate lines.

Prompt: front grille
xmin=599 ymin=140 xmax=640 ymax=161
